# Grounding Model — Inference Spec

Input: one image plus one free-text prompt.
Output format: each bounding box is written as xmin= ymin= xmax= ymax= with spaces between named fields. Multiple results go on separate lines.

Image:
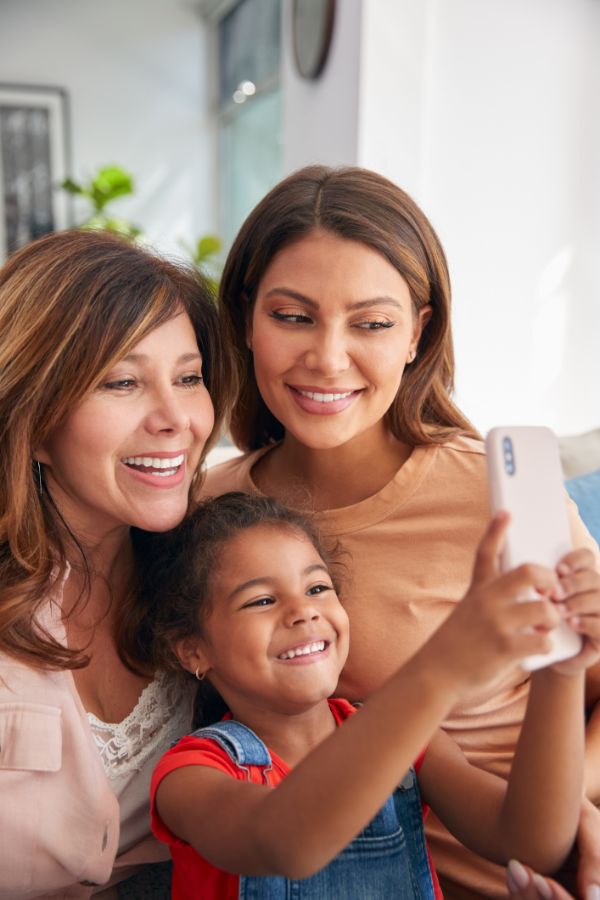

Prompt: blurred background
xmin=0 ymin=0 xmax=598 ymax=438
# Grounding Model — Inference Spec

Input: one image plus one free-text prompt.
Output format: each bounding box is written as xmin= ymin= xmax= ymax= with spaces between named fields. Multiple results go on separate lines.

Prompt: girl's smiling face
xmin=185 ymin=524 xmax=349 ymax=719
xmin=249 ymin=229 xmax=431 ymax=452
xmin=37 ymin=311 xmax=215 ymax=543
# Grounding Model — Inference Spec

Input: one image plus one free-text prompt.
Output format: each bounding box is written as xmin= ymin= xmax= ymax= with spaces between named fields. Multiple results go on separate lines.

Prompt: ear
xmin=409 ymin=304 xmax=432 ymax=356
xmin=33 ymin=448 xmax=51 ymax=465
xmin=174 ymin=636 xmax=211 ymax=679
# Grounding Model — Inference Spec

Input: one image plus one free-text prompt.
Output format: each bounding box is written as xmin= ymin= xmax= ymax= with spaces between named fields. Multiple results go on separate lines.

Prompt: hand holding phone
xmin=485 ymin=425 xmax=582 ymax=671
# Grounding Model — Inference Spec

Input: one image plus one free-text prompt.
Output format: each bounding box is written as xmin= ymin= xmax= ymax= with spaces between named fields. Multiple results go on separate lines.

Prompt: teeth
xmin=298 ymin=390 xmax=353 ymax=403
xmin=278 ymin=640 xmax=326 ymax=660
xmin=122 ymin=453 xmax=185 ymax=470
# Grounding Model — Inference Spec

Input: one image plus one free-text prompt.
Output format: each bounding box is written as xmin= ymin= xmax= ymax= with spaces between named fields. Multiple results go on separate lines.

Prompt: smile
xmin=278 ymin=640 xmax=328 ymax=660
xmin=121 ymin=453 xmax=185 ymax=477
xmin=296 ymin=390 xmax=353 ymax=403
xmin=288 ymin=386 xmax=361 ymax=416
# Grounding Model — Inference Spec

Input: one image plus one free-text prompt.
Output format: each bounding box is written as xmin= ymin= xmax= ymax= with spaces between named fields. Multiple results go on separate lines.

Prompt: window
xmin=216 ymin=0 xmax=282 ymax=246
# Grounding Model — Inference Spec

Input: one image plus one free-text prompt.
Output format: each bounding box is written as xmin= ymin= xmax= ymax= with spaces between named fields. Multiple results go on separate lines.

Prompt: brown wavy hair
xmin=0 ymin=229 xmax=234 ymax=669
xmin=219 ymin=164 xmax=477 ymax=451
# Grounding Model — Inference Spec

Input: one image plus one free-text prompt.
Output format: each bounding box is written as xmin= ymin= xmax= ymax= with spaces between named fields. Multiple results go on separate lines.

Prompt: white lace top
xmin=87 ymin=670 xmax=195 ymax=854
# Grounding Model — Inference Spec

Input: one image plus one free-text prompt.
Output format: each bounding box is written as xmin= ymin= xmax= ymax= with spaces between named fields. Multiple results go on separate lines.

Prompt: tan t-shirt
xmin=202 ymin=435 xmax=599 ymax=898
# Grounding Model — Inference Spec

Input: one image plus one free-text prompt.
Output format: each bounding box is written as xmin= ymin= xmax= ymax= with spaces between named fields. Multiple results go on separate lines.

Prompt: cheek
xmin=41 ymin=407 xmax=115 ymax=467
xmin=193 ymin=391 xmax=216 ymax=438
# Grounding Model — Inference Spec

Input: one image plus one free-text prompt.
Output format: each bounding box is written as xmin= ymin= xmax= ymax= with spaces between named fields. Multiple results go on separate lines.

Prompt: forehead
xmin=257 ymin=231 xmax=409 ymax=303
xmin=216 ymin=523 xmax=324 ymax=579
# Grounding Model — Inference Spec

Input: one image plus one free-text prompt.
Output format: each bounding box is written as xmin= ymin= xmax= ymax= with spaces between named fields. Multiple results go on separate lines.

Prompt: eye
xmin=101 ymin=378 xmax=137 ymax=391
xmin=307 ymin=582 xmax=333 ymax=596
xmin=178 ymin=373 xmax=204 ymax=388
xmin=241 ymin=596 xmax=275 ymax=609
xmin=354 ymin=320 xmax=395 ymax=331
xmin=270 ymin=310 xmax=313 ymax=325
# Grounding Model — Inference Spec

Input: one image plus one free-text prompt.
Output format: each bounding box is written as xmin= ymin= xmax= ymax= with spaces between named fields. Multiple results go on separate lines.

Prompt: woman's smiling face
xmin=37 ymin=311 xmax=215 ymax=542
xmin=249 ymin=230 xmax=430 ymax=452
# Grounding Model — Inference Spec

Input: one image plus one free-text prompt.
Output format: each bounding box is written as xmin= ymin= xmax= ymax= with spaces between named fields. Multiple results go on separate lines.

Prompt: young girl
xmin=145 ymin=491 xmax=600 ymax=900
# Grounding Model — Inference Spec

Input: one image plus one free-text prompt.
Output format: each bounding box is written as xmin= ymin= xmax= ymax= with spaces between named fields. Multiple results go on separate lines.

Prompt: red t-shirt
xmin=151 ymin=698 xmax=442 ymax=899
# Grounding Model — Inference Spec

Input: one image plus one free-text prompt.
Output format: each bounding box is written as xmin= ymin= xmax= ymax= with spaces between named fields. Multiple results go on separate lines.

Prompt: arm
xmin=156 ymin=515 xmax=563 ymax=879
xmin=419 ymin=668 xmax=584 ymax=873
xmin=584 ymin=661 xmax=600 ymax=801
xmin=0 ymin=657 xmax=118 ymax=896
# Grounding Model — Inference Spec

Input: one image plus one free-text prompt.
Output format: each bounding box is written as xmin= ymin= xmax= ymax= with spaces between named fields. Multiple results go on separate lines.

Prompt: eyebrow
xmin=227 ymin=563 xmax=331 ymax=602
xmin=263 ymin=287 xmax=404 ymax=312
xmin=119 ymin=351 xmax=202 ymax=365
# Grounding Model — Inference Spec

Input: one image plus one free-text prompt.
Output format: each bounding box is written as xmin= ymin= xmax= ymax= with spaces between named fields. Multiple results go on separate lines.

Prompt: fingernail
xmin=558 ymin=562 xmax=571 ymax=576
xmin=532 ymin=873 xmax=553 ymax=898
xmin=553 ymin=583 xmax=567 ymax=600
xmin=507 ymin=873 xmax=519 ymax=894
xmin=586 ymin=885 xmax=600 ymax=900
xmin=570 ymin=614 xmax=581 ymax=627
xmin=508 ymin=859 xmax=530 ymax=889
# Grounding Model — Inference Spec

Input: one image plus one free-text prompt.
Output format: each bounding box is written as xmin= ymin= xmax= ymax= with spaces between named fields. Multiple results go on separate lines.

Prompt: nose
xmin=284 ymin=599 xmax=321 ymax=628
xmin=144 ymin=385 xmax=190 ymax=435
xmin=303 ymin=325 xmax=350 ymax=376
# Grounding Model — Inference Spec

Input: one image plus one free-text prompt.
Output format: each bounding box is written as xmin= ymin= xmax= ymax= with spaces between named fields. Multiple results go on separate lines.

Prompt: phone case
xmin=485 ymin=425 xmax=582 ymax=671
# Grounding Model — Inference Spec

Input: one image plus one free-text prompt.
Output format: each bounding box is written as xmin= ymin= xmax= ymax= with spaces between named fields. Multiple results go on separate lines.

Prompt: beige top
xmin=202 ymin=435 xmax=599 ymax=899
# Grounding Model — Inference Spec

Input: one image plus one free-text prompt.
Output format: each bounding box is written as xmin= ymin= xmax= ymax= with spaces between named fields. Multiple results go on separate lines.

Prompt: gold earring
xmin=194 ymin=667 xmax=206 ymax=681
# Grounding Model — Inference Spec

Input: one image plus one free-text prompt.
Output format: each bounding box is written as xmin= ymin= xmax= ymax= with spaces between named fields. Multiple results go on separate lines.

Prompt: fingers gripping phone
xmin=485 ymin=426 xmax=582 ymax=671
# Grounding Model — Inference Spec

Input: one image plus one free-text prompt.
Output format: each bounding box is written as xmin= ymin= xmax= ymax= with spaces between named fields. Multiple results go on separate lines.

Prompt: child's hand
xmin=548 ymin=549 xmax=600 ymax=676
xmin=432 ymin=512 xmax=562 ymax=697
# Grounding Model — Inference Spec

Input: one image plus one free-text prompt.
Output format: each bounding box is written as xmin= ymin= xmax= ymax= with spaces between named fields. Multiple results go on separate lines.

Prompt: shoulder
xmin=437 ymin=433 xmax=486 ymax=461
xmin=424 ymin=434 xmax=488 ymax=483
xmin=200 ymin=448 xmax=263 ymax=498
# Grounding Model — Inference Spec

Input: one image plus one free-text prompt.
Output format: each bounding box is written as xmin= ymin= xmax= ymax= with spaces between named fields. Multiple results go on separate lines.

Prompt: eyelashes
xmin=269 ymin=310 xmax=396 ymax=331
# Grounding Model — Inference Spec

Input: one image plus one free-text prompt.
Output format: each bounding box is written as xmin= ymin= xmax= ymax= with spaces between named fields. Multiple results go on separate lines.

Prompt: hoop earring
xmin=34 ymin=460 xmax=43 ymax=497
xmin=194 ymin=667 xmax=206 ymax=682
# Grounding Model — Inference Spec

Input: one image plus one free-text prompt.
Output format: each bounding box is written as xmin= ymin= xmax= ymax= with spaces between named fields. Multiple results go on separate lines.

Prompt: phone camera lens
xmin=503 ymin=436 xmax=515 ymax=476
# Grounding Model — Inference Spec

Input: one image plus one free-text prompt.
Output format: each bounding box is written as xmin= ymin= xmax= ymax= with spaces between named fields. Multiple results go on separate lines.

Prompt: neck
xmin=61 ymin=527 xmax=132 ymax=625
xmin=255 ymin=426 xmax=412 ymax=511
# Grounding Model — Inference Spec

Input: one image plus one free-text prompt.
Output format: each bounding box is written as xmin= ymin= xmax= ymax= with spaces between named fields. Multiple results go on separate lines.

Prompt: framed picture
xmin=0 ymin=83 xmax=72 ymax=263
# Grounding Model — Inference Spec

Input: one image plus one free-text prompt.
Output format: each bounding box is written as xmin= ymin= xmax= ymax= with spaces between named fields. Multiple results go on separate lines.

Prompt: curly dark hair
xmin=132 ymin=491 xmax=344 ymax=726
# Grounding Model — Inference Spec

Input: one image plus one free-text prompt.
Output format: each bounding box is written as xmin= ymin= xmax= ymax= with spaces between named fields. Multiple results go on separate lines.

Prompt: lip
xmin=286 ymin=385 xmax=362 ymax=416
xmin=120 ymin=450 xmax=188 ymax=489
xmin=122 ymin=450 xmax=188 ymax=459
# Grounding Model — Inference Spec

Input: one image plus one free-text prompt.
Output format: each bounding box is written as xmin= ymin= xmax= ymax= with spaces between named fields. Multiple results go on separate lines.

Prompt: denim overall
xmin=191 ymin=719 xmax=436 ymax=899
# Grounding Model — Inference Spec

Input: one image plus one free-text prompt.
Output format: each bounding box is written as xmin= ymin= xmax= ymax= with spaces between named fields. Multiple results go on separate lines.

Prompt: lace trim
xmin=88 ymin=670 xmax=193 ymax=782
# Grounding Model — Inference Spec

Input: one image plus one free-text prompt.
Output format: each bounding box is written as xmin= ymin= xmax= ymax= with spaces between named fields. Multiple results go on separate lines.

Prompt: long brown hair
xmin=220 ymin=164 xmax=477 ymax=451
xmin=0 ymin=229 xmax=234 ymax=669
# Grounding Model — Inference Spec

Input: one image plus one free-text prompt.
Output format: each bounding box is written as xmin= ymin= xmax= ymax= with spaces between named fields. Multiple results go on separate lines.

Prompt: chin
xmin=133 ymin=505 xmax=189 ymax=534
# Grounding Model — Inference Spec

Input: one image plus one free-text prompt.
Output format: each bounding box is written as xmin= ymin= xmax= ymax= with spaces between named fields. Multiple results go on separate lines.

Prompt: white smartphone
xmin=485 ymin=425 xmax=582 ymax=671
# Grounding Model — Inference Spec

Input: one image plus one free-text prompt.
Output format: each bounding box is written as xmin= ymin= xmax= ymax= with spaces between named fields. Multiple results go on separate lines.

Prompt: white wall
xmin=281 ymin=0 xmax=600 ymax=436
xmin=282 ymin=0 xmax=362 ymax=170
xmin=0 ymin=0 xmax=215 ymax=257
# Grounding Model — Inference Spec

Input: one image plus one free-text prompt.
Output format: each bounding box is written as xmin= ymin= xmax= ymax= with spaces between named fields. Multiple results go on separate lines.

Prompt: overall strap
xmin=190 ymin=720 xmax=273 ymax=783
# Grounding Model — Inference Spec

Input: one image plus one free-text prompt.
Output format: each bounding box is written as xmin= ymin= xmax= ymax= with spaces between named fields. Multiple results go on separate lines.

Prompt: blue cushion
xmin=566 ymin=468 xmax=600 ymax=546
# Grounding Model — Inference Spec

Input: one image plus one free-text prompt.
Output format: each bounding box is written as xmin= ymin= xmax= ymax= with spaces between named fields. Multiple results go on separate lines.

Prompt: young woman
xmin=202 ymin=165 xmax=600 ymax=899
xmin=0 ymin=229 xmax=233 ymax=898
xmin=146 ymin=492 xmax=598 ymax=899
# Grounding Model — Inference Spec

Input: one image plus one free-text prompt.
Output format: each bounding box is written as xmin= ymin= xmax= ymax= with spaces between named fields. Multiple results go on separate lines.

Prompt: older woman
xmin=203 ymin=165 xmax=600 ymax=899
xmin=0 ymin=230 xmax=233 ymax=898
